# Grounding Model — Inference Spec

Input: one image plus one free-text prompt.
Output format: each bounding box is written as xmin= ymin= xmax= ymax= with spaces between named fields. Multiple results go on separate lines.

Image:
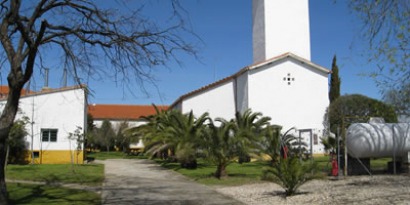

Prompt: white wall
xmin=236 ymin=72 xmax=249 ymax=114
xmin=182 ymin=80 xmax=236 ymax=120
xmin=248 ymin=58 xmax=328 ymax=153
xmin=8 ymin=88 xmax=86 ymax=152
xmin=93 ymin=119 xmax=147 ymax=132
xmin=173 ymin=57 xmax=328 ymax=154
xmin=249 ymin=59 xmax=327 ymax=130
xmin=253 ymin=0 xmax=311 ymax=62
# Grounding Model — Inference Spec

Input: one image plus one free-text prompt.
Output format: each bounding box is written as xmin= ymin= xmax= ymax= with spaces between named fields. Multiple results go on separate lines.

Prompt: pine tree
xmin=329 ymin=55 xmax=341 ymax=103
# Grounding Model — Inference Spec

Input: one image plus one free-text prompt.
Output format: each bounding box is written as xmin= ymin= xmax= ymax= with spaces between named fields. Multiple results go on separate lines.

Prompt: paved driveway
xmin=101 ymin=159 xmax=243 ymax=205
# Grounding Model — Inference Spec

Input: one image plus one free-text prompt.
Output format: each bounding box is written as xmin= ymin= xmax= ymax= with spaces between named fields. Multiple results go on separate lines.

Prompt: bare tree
xmin=383 ymin=82 xmax=410 ymax=119
xmin=349 ymin=1 xmax=410 ymax=91
xmin=0 ymin=0 xmax=197 ymax=203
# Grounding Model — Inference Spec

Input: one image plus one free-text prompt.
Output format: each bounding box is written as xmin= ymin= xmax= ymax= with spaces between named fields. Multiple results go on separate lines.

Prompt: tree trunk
xmin=0 ymin=76 xmax=27 ymax=204
xmin=215 ymin=164 xmax=227 ymax=179
xmin=0 ymin=138 xmax=9 ymax=204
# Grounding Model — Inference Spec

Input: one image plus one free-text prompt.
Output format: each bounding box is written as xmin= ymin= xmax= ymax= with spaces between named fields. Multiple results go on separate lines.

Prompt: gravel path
xmin=101 ymin=159 xmax=243 ymax=205
xmin=215 ymin=175 xmax=410 ymax=204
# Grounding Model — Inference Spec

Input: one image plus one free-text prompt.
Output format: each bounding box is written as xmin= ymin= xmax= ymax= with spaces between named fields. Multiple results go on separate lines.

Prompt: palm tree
xmin=169 ymin=111 xmax=209 ymax=168
xmin=200 ymin=109 xmax=272 ymax=178
xmin=320 ymin=135 xmax=337 ymax=155
xmin=263 ymin=157 xmax=322 ymax=196
xmin=255 ymin=124 xmax=282 ymax=165
xmin=233 ymin=109 xmax=271 ymax=162
xmin=130 ymin=106 xmax=175 ymax=159
xmin=201 ymin=118 xmax=238 ymax=178
xmin=135 ymin=107 xmax=209 ymax=168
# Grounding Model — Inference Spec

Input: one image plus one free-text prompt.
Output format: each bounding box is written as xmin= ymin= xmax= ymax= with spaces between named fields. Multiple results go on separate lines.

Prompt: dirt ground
xmin=215 ymin=174 xmax=410 ymax=205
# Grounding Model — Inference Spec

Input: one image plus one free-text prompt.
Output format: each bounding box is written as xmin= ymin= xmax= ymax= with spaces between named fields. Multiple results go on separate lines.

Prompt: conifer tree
xmin=329 ymin=55 xmax=341 ymax=103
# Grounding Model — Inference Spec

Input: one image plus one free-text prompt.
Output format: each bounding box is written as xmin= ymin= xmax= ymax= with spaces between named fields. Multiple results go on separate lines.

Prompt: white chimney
xmin=42 ymin=68 xmax=51 ymax=91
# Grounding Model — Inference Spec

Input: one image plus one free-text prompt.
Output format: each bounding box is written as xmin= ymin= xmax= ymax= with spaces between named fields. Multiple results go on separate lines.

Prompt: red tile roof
xmin=0 ymin=86 xmax=32 ymax=97
xmin=0 ymin=85 xmax=86 ymax=100
xmin=88 ymin=104 xmax=168 ymax=120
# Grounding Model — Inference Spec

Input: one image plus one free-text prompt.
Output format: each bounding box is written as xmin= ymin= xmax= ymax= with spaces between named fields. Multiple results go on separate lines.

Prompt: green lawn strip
xmin=157 ymin=159 xmax=268 ymax=186
xmin=314 ymin=155 xmax=332 ymax=173
xmin=156 ymin=156 xmax=356 ymax=186
xmin=6 ymin=164 xmax=104 ymax=186
xmin=314 ymin=155 xmax=392 ymax=172
xmin=370 ymin=157 xmax=391 ymax=171
xmin=8 ymin=183 xmax=100 ymax=205
xmin=87 ymin=151 xmax=148 ymax=160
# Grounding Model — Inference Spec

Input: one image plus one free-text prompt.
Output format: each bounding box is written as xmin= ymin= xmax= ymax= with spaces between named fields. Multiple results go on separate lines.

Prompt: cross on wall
xmin=283 ymin=73 xmax=295 ymax=85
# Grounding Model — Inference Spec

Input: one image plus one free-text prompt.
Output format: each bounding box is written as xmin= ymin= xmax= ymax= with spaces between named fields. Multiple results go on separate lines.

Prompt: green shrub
xmin=263 ymin=157 xmax=322 ymax=196
xmin=8 ymin=119 xmax=29 ymax=164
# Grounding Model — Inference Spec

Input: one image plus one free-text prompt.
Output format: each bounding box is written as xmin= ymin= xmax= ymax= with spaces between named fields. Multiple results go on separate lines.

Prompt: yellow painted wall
xmin=313 ymin=153 xmax=326 ymax=157
xmin=27 ymin=150 xmax=84 ymax=164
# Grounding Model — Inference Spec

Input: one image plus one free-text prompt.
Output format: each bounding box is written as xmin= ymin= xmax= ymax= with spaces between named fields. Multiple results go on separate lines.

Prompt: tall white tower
xmin=252 ymin=0 xmax=311 ymax=63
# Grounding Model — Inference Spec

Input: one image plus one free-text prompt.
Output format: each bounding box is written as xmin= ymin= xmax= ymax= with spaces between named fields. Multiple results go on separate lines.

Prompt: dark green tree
xmin=323 ymin=55 xmax=342 ymax=152
xmin=328 ymin=94 xmax=398 ymax=134
xmin=329 ymin=55 xmax=341 ymax=103
xmin=97 ymin=120 xmax=116 ymax=152
xmin=115 ymin=122 xmax=130 ymax=152
xmin=87 ymin=114 xmax=95 ymax=132
xmin=85 ymin=114 xmax=96 ymax=150
xmin=7 ymin=119 xmax=29 ymax=165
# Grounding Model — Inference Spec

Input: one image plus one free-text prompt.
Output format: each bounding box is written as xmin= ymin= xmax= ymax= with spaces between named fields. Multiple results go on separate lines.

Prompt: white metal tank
xmin=346 ymin=123 xmax=410 ymax=158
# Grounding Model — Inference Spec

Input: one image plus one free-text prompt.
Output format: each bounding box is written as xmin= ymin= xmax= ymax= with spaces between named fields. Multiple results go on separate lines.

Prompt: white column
xmin=252 ymin=0 xmax=311 ymax=63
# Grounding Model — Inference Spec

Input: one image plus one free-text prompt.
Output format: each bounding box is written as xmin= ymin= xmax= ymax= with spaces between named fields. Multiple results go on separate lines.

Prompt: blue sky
xmin=15 ymin=0 xmax=382 ymax=105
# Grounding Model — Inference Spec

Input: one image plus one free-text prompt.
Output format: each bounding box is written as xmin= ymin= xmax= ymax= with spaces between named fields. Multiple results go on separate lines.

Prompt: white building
xmin=88 ymin=104 xmax=168 ymax=131
xmin=171 ymin=0 xmax=330 ymax=155
xmin=88 ymin=104 xmax=168 ymax=151
xmin=0 ymin=85 xmax=87 ymax=164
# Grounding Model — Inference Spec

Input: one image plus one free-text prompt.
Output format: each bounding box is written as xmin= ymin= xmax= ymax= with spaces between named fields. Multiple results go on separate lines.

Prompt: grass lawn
xmin=8 ymin=183 xmax=100 ymax=205
xmin=87 ymin=151 xmax=148 ymax=160
xmin=156 ymin=156 xmax=394 ymax=186
xmin=158 ymin=159 xmax=267 ymax=186
xmin=6 ymin=164 xmax=104 ymax=185
xmin=370 ymin=157 xmax=390 ymax=170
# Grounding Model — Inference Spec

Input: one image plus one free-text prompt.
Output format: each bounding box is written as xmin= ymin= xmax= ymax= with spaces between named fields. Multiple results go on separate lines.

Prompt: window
xmin=42 ymin=129 xmax=58 ymax=142
xmin=313 ymin=134 xmax=318 ymax=145
xmin=32 ymin=151 xmax=39 ymax=158
xmin=283 ymin=73 xmax=295 ymax=85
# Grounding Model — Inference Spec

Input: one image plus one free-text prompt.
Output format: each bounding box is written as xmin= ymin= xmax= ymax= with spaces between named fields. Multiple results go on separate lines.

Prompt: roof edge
xmin=0 ymin=84 xmax=87 ymax=101
xmin=170 ymin=52 xmax=330 ymax=109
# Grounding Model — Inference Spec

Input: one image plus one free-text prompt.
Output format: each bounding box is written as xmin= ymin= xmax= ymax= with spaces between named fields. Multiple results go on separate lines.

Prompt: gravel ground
xmin=215 ymin=175 xmax=410 ymax=205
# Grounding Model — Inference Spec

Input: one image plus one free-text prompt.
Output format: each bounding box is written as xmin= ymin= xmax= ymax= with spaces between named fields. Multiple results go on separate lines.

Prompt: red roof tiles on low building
xmin=0 ymin=85 xmax=32 ymax=97
xmin=88 ymin=104 xmax=168 ymax=121
xmin=0 ymin=85 xmax=86 ymax=100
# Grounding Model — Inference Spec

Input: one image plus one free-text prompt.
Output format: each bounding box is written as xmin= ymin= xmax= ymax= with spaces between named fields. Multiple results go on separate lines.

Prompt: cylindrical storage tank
xmin=346 ymin=123 xmax=410 ymax=158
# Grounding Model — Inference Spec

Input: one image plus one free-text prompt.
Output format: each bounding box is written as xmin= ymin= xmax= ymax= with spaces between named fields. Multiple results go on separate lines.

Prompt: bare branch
xmin=349 ymin=0 xmax=410 ymax=89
